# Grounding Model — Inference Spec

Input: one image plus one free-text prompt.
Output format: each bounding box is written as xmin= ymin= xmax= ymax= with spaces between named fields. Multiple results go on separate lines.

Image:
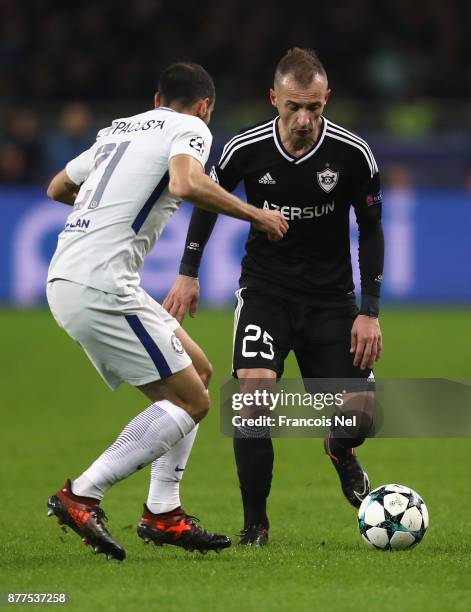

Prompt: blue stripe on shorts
xmin=125 ymin=314 xmax=172 ymax=379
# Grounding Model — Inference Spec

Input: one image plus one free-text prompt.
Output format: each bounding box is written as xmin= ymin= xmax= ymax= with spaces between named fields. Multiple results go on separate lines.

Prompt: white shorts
xmin=46 ymin=279 xmax=192 ymax=389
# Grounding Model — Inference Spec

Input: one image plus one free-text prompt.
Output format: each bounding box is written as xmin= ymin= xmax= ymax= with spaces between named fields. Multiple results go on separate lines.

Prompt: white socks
xmin=146 ymin=424 xmax=199 ymax=513
xmin=72 ymin=400 xmax=195 ymax=500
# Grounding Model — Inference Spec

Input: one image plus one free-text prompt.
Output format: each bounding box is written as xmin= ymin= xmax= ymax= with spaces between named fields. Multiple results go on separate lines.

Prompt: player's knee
xmin=331 ymin=407 xmax=374 ymax=445
xmin=199 ymin=360 xmax=213 ymax=389
xmin=192 ymin=389 xmax=211 ymax=421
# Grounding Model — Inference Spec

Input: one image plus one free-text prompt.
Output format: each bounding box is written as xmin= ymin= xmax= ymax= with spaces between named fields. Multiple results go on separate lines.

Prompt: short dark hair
xmin=275 ymin=48 xmax=327 ymax=86
xmin=158 ymin=62 xmax=215 ymax=107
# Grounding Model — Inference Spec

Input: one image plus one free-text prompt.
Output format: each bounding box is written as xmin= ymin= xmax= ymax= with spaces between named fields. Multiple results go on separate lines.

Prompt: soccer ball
xmin=358 ymin=484 xmax=429 ymax=550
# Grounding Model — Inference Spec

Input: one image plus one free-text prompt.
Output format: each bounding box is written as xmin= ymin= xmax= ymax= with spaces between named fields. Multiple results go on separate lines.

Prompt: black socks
xmin=233 ymin=436 xmax=274 ymax=529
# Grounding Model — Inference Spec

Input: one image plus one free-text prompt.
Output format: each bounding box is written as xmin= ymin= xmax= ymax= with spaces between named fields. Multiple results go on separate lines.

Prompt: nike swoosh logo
xmin=175 ymin=466 xmax=185 ymax=472
xmin=353 ymin=473 xmax=370 ymax=501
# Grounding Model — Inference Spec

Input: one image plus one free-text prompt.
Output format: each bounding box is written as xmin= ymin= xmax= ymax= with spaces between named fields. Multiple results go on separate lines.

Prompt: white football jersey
xmin=48 ymin=107 xmax=212 ymax=294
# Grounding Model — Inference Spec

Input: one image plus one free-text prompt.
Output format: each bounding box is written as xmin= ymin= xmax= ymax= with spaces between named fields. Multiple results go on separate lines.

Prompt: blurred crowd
xmin=2 ymin=0 xmax=470 ymax=102
xmin=0 ymin=104 xmax=95 ymax=184
xmin=1 ymin=0 xmax=470 ymax=184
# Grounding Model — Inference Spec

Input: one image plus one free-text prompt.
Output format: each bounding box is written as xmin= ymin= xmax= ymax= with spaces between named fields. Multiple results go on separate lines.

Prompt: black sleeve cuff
xmin=360 ymin=294 xmax=380 ymax=317
xmin=178 ymin=262 xmax=199 ymax=278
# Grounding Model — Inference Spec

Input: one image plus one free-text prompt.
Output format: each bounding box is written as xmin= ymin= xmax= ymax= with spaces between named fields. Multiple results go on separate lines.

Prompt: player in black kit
xmin=164 ymin=48 xmax=384 ymax=546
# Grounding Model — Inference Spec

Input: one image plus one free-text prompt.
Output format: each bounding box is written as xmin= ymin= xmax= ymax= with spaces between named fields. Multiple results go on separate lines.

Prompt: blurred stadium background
xmin=1 ymin=2 xmax=470 ymax=610
xmin=1 ymin=0 xmax=470 ymax=306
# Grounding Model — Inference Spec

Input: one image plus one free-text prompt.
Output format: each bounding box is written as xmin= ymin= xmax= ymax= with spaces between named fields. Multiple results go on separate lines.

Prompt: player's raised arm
xmin=164 ymin=159 xmax=240 ymax=321
xmin=178 ymin=162 xmax=236 ymax=279
xmin=165 ymin=156 xmax=288 ymax=323
xmin=169 ymin=154 xmax=288 ymax=237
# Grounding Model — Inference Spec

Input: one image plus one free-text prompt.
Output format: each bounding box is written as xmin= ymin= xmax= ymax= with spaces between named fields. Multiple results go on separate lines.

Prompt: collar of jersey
xmin=273 ymin=116 xmax=327 ymax=164
xmin=155 ymin=107 xmax=177 ymax=113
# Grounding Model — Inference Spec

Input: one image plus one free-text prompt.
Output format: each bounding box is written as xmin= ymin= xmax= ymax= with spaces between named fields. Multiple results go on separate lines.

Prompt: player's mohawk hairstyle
xmin=275 ymin=48 xmax=327 ymax=87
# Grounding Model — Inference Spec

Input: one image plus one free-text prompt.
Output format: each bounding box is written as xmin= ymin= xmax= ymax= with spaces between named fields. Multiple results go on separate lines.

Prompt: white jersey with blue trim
xmin=47 ymin=107 xmax=212 ymax=295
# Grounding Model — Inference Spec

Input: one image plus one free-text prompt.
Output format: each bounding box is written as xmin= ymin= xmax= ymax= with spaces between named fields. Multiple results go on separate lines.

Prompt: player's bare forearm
xmin=47 ymin=169 xmax=79 ymax=206
xmin=168 ymin=155 xmax=288 ymax=239
xmin=169 ymin=155 xmax=259 ymax=221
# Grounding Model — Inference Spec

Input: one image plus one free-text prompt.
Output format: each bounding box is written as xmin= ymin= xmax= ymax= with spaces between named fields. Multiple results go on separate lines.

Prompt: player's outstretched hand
xmin=252 ymin=209 xmax=288 ymax=241
xmin=163 ymin=275 xmax=200 ymax=324
xmin=351 ymin=315 xmax=382 ymax=370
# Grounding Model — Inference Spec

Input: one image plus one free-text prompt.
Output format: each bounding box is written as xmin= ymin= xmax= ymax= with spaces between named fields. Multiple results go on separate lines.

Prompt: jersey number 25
xmin=241 ymin=324 xmax=275 ymax=360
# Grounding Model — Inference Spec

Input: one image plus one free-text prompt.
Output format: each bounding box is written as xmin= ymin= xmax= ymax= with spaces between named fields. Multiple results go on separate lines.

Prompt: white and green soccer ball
xmin=358 ymin=484 xmax=429 ymax=550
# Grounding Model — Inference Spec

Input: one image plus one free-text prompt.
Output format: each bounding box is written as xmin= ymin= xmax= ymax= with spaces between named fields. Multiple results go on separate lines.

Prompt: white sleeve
xmin=64 ymin=126 xmax=108 ymax=185
xmin=169 ymin=122 xmax=213 ymax=168
xmin=65 ymin=146 xmax=96 ymax=185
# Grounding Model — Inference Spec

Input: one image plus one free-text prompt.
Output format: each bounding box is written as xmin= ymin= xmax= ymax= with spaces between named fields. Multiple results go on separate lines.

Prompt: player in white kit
xmin=45 ymin=62 xmax=288 ymax=560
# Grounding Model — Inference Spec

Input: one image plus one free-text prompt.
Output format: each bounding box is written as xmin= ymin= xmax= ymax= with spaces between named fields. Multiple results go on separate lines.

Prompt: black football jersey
xmin=182 ymin=115 xmax=384 ymax=306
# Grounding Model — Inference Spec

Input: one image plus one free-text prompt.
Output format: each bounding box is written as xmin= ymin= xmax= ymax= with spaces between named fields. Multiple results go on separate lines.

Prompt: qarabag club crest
xmin=317 ymin=166 xmax=339 ymax=193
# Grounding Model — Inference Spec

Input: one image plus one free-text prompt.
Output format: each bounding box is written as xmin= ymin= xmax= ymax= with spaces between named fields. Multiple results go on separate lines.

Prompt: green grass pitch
xmin=1 ymin=307 xmax=470 ymax=611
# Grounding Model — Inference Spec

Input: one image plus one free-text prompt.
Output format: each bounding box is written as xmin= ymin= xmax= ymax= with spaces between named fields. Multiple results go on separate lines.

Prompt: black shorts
xmin=232 ymin=287 xmax=372 ymax=382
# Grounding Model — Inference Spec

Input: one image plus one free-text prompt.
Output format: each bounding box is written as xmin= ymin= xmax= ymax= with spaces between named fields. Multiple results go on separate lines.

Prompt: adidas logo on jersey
xmin=259 ymin=172 xmax=276 ymax=184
